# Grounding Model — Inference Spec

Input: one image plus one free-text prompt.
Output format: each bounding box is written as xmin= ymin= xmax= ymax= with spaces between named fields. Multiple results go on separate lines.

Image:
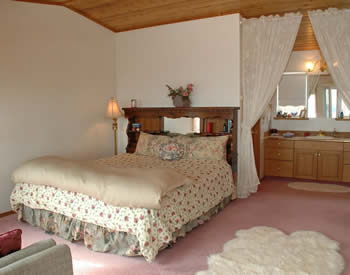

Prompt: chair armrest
xmin=0 ymin=244 xmax=73 ymax=275
xmin=0 ymin=239 xmax=56 ymax=269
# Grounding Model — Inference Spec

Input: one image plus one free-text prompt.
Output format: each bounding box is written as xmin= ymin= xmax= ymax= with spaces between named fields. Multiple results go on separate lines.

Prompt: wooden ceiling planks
xmin=15 ymin=0 xmax=350 ymax=51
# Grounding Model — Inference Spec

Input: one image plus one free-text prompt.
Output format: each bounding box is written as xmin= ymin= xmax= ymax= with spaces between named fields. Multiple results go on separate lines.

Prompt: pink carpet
xmin=1 ymin=177 xmax=349 ymax=275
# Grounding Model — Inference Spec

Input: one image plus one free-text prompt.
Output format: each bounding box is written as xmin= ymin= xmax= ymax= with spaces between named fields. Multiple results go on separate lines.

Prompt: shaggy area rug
xmin=288 ymin=182 xmax=350 ymax=193
xmin=197 ymin=226 xmax=345 ymax=275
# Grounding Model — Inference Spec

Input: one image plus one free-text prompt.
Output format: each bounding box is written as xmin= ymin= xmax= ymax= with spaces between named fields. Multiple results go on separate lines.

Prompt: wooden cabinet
xmin=264 ymin=139 xmax=294 ymax=149
xmin=265 ymin=147 xmax=293 ymax=161
xmin=317 ymin=151 xmax=343 ymax=181
xmin=265 ymin=159 xmax=293 ymax=177
xmin=264 ymin=139 xmax=294 ymax=177
xmin=294 ymin=141 xmax=343 ymax=181
xmin=343 ymin=143 xmax=350 ymax=182
xmin=294 ymin=149 xmax=318 ymax=179
xmin=264 ymin=138 xmax=347 ymax=181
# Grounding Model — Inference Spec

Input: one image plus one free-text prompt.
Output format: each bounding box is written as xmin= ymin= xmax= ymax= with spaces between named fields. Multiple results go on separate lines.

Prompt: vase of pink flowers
xmin=166 ymin=83 xmax=194 ymax=107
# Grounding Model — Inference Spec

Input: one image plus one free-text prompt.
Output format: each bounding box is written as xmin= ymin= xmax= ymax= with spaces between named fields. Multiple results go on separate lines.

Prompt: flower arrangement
xmin=166 ymin=83 xmax=194 ymax=99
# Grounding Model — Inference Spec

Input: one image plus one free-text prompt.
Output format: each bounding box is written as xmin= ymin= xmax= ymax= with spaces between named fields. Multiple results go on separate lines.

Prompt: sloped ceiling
xmin=16 ymin=0 xmax=350 ymax=51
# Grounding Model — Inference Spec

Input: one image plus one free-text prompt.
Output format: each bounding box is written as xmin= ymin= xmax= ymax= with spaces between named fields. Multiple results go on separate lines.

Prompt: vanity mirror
xmin=276 ymin=72 xmax=350 ymax=119
xmin=276 ymin=72 xmax=307 ymax=118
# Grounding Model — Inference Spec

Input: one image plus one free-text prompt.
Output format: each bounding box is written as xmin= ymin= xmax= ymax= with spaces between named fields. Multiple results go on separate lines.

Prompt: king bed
xmin=10 ymin=107 xmax=239 ymax=262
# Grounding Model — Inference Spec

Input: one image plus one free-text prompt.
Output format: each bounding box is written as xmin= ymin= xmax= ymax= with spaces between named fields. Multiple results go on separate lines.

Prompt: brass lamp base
xmin=112 ymin=118 xmax=118 ymax=155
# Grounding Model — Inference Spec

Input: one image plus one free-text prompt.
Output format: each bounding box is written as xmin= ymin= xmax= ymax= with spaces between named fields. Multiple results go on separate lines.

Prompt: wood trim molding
xmin=123 ymin=107 xmax=239 ymax=120
xmin=0 ymin=211 xmax=15 ymax=219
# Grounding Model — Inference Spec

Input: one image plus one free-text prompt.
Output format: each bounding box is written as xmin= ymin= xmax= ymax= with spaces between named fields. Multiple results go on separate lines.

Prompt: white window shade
xmin=278 ymin=74 xmax=306 ymax=106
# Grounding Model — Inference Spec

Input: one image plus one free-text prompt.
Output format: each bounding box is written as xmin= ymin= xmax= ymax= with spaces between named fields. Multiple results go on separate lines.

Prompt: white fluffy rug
xmin=197 ymin=227 xmax=345 ymax=275
xmin=288 ymin=182 xmax=350 ymax=193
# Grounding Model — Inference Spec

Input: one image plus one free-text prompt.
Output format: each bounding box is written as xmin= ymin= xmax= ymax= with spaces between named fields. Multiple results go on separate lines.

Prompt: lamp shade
xmin=105 ymin=97 xmax=122 ymax=119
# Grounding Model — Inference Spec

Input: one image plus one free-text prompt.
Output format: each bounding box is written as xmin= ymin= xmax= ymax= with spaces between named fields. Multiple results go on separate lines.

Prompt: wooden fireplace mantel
xmin=122 ymin=107 xmax=239 ymax=174
xmin=123 ymin=107 xmax=239 ymax=119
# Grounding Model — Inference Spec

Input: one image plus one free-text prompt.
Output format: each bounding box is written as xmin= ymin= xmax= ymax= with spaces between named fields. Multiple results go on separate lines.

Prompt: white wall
xmin=115 ymin=14 xmax=240 ymax=152
xmin=285 ymin=50 xmax=321 ymax=72
xmin=0 ymin=1 xmax=116 ymax=213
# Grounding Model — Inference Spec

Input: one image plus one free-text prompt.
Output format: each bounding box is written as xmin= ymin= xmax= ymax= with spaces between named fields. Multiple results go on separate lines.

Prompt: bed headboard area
xmin=123 ymin=107 xmax=239 ymax=174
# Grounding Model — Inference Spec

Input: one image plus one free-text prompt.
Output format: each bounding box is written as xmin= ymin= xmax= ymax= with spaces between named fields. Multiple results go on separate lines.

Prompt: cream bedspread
xmin=11 ymin=154 xmax=234 ymax=262
xmin=11 ymin=156 xmax=192 ymax=209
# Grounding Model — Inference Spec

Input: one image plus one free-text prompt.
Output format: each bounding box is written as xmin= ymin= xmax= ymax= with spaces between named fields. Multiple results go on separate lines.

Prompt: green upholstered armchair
xmin=0 ymin=239 xmax=73 ymax=275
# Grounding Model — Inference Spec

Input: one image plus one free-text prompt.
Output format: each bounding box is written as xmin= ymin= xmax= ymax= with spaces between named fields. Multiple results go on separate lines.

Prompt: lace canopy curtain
xmin=309 ymin=8 xmax=350 ymax=109
xmin=308 ymin=74 xmax=320 ymax=97
xmin=307 ymin=74 xmax=321 ymax=116
xmin=238 ymin=13 xmax=302 ymax=198
xmin=315 ymin=75 xmax=337 ymax=117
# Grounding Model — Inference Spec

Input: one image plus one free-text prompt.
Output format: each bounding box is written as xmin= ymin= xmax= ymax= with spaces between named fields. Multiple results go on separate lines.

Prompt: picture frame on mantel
xmin=299 ymin=109 xmax=307 ymax=119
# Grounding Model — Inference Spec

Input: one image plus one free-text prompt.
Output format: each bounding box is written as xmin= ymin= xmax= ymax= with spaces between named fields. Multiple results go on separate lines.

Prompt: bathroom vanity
xmin=264 ymin=136 xmax=350 ymax=182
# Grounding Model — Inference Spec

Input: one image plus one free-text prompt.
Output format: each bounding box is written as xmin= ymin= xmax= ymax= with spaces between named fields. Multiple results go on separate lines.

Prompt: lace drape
xmin=238 ymin=13 xmax=302 ymax=198
xmin=309 ymin=8 xmax=350 ymax=110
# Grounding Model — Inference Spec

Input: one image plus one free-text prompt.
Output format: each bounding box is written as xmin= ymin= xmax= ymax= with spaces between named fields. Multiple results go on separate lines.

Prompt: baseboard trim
xmin=0 ymin=211 xmax=15 ymax=218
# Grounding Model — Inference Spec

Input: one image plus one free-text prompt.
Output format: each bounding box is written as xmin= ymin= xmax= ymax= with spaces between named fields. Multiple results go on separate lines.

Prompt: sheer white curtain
xmin=308 ymin=74 xmax=320 ymax=97
xmin=309 ymin=8 xmax=350 ymax=109
xmin=307 ymin=74 xmax=320 ymax=117
xmin=238 ymin=13 xmax=302 ymax=198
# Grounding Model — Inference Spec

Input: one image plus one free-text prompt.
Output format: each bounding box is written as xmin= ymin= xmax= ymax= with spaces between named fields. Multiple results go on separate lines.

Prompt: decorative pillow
xmin=135 ymin=132 xmax=174 ymax=157
xmin=175 ymin=135 xmax=229 ymax=160
xmin=159 ymin=142 xmax=184 ymax=160
xmin=0 ymin=229 xmax=22 ymax=257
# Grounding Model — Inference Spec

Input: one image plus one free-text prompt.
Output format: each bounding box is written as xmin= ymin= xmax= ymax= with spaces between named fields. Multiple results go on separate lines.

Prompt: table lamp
xmin=105 ymin=97 xmax=122 ymax=155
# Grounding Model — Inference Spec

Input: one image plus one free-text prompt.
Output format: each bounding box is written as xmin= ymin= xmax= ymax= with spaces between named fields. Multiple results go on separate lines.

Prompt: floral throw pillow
xmin=175 ymin=135 xmax=229 ymax=160
xmin=135 ymin=132 xmax=173 ymax=157
xmin=159 ymin=142 xmax=184 ymax=161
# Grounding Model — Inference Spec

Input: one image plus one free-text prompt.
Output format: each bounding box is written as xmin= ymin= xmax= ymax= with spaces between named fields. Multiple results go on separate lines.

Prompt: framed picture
xmin=299 ymin=109 xmax=307 ymax=118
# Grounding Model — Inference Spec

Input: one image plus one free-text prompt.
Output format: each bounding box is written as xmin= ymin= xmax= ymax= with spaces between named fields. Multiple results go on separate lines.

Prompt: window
xmin=341 ymin=99 xmax=350 ymax=117
xmin=308 ymin=94 xmax=316 ymax=118
xmin=314 ymin=88 xmax=350 ymax=119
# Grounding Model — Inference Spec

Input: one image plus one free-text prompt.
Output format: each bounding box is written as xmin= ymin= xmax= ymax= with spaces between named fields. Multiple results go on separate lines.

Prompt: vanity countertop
xmin=265 ymin=135 xmax=350 ymax=143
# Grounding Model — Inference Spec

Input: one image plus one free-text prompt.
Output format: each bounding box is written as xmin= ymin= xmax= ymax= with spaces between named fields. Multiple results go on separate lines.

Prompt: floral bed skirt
xmin=16 ymin=196 xmax=232 ymax=260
